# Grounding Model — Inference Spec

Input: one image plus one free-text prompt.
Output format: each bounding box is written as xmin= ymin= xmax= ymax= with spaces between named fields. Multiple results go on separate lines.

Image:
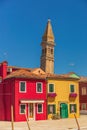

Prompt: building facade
xmin=0 ymin=62 xmax=47 ymax=121
xmin=47 ymin=73 xmax=80 ymax=119
xmin=79 ymin=77 xmax=87 ymax=114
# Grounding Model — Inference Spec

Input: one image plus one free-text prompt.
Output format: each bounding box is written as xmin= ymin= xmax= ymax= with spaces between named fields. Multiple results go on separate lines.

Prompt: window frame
xmin=48 ymin=104 xmax=56 ymax=114
xmin=70 ymin=104 xmax=77 ymax=113
xmin=70 ymin=84 xmax=75 ymax=93
xmin=48 ymin=83 xmax=55 ymax=93
xmin=20 ymin=104 xmax=26 ymax=114
xmin=81 ymin=87 xmax=87 ymax=95
xmin=19 ymin=81 xmax=26 ymax=93
xmin=37 ymin=104 xmax=43 ymax=114
xmin=36 ymin=82 xmax=43 ymax=93
xmin=81 ymin=103 xmax=87 ymax=110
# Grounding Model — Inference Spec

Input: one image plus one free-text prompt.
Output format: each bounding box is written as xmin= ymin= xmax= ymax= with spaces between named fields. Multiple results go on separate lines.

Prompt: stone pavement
xmin=0 ymin=115 xmax=87 ymax=130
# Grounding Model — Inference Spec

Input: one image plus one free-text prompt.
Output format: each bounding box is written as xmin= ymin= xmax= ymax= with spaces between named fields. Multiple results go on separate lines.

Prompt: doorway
xmin=28 ymin=103 xmax=34 ymax=120
xmin=60 ymin=103 xmax=68 ymax=118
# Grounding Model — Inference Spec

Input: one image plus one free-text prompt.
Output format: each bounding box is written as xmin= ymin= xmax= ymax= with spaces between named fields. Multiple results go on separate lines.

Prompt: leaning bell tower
xmin=40 ymin=19 xmax=55 ymax=74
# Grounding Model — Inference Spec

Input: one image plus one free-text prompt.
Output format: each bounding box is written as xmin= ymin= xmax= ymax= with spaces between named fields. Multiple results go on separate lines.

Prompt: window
xmin=45 ymin=48 xmax=47 ymax=54
xmin=42 ymin=49 xmax=44 ymax=54
xmin=48 ymin=48 xmax=50 ymax=53
xmin=51 ymin=49 xmax=53 ymax=54
xmin=70 ymin=104 xmax=77 ymax=113
xmin=20 ymin=81 xmax=26 ymax=92
xmin=82 ymin=87 xmax=87 ymax=95
xmin=36 ymin=82 xmax=42 ymax=93
xmin=20 ymin=104 xmax=26 ymax=114
xmin=37 ymin=104 xmax=43 ymax=113
xmin=48 ymin=84 xmax=54 ymax=93
xmin=81 ymin=103 xmax=86 ymax=110
xmin=48 ymin=105 xmax=56 ymax=114
xmin=42 ymin=49 xmax=46 ymax=55
xmin=70 ymin=85 xmax=75 ymax=93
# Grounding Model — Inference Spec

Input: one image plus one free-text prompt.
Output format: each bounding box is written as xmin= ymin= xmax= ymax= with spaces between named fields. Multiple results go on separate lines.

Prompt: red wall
xmin=79 ymin=82 xmax=87 ymax=110
xmin=79 ymin=82 xmax=87 ymax=103
xmin=3 ymin=79 xmax=15 ymax=121
xmin=0 ymin=83 xmax=5 ymax=120
xmin=0 ymin=61 xmax=8 ymax=79
xmin=14 ymin=78 xmax=47 ymax=121
xmin=0 ymin=77 xmax=47 ymax=121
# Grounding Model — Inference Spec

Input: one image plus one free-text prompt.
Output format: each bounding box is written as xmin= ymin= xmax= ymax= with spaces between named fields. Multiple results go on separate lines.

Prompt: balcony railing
xmin=69 ymin=93 xmax=77 ymax=98
xmin=48 ymin=93 xmax=57 ymax=97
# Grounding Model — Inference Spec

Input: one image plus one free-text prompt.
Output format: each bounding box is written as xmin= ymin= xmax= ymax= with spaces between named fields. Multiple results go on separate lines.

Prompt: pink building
xmin=0 ymin=61 xmax=47 ymax=121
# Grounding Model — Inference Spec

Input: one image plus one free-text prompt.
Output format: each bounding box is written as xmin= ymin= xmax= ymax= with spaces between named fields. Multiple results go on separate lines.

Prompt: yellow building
xmin=47 ymin=72 xmax=80 ymax=119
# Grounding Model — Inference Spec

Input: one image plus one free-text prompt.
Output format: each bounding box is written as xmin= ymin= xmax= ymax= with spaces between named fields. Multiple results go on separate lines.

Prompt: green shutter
xmin=21 ymin=82 xmax=25 ymax=91
xmin=53 ymin=105 xmax=56 ymax=114
xmin=48 ymin=105 xmax=50 ymax=114
xmin=74 ymin=104 xmax=77 ymax=112
xmin=37 ymin=83 xmax=41 ymax=92
xmin=70 ymin=85 xmax=74 ymax=92
xmin=49 ymin=84 xmax=54 ymax=92
xmin=70 ymin=104 xmax=71 ymax=113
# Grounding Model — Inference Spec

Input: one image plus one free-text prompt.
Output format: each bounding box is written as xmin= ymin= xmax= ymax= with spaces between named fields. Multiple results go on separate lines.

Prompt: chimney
xmin=0 ymin=61 xmax=8 ymax=79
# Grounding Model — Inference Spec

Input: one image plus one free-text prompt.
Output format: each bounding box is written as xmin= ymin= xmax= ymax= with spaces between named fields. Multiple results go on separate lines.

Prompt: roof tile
xmin=5 ymin=69 xmax=46 ymax=79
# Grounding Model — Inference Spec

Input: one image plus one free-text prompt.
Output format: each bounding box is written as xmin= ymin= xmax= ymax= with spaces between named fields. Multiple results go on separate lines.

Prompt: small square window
xmin=20 ymin=82 xmax=26 ymax=92
xmin=36 ymin=83 xmax=42 ymax=93
xmin=48 ymin=84 xmax=54 ymax=93
xmin=20 ymin=104 xmax=26 ymax=114
xmin=37 ymin=104 xmax=43 ymax=113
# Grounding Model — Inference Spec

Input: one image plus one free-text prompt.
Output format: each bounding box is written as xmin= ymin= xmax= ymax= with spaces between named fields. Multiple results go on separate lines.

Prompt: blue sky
xmin=0 ymin=0 xmax=87 ymax=76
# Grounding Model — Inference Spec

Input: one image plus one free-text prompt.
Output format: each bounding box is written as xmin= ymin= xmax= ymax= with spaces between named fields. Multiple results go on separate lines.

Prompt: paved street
xmin=0 ymin=115 xmax=87 ymax=130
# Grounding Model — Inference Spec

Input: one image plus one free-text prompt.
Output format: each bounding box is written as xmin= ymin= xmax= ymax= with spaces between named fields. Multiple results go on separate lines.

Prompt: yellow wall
xmin=47 ymin=79 xmax=80 ymax=119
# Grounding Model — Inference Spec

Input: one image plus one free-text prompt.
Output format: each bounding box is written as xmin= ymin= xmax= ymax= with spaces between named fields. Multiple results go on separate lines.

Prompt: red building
xmin=79 ymin=77 xmax=87 ymax=114
xmin=0 ymin=61 xmax=47 ymax=121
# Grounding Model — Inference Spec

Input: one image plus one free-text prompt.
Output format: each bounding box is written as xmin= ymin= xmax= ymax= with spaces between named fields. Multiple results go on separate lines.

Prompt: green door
xmin=60 ymin=103 xmax=68 ymax=118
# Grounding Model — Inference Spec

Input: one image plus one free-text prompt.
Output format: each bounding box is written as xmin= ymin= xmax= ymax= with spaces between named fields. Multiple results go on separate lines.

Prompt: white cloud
xmin=69 ymin=63 xmax=75 ymax=66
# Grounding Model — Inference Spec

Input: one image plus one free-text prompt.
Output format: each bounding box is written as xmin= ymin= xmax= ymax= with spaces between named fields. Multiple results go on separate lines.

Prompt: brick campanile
xmin=40 ymin=19 xmax=55 ymax=74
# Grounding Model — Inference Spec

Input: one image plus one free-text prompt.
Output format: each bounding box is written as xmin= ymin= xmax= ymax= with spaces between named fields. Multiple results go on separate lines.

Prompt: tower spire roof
xmin=42 ymin=19 xmax=54 ymax=42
